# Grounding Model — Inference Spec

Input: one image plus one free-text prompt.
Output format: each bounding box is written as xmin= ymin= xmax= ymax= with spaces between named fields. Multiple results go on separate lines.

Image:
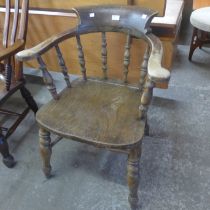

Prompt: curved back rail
xmin=74 ymin=5 xmax=157 ymax=35
xmin=16 ymin=5 xmax=170 ymax=119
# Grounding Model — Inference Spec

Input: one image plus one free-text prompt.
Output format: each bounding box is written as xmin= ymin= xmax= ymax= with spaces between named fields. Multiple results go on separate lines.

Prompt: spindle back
xmin=71 ymin=6 xmax=158 ymax=83
xmin=16 ymin=6 xmax=169 ymax=104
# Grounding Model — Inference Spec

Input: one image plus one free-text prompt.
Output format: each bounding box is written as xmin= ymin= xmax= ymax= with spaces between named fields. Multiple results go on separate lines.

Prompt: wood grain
xmin=36 ymin=79 xmax=145 ymax=149
xmin=0 ymin=1 xmax=184 ymax=90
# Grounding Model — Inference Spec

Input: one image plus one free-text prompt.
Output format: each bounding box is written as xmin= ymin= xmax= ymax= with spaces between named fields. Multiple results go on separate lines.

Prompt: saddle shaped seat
xmin=36 ymin=79 xmax=145 ymax=148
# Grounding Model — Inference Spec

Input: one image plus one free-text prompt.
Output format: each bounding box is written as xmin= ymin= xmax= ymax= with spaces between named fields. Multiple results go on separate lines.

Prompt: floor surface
xmin=0 ymin=45 xmax=210 ymax=210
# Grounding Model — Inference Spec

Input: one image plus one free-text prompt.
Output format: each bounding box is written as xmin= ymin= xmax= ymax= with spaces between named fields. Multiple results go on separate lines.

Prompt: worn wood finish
xmin=139 ymin=78 xmax=154 ymax=119
xmin=139 ymin=45 xmax=150 ymax=93
xmin=1 ymin=0 xmax=180 ymax=90
xmin=37 ymin=56 xmax=59 ymax=100
xmin=36 ymin=79 xmax=146 ymax=149
xmin=76 ymin=34 xmax=87 ymax=80
xmin=16 ymin=9 xmax=170 ymax=81
xmin=12 ymin=0 xmax=182 ymax=89
xmin=123 ymin=35 xmax=131 ymax=83
xmin=127 ymin=143 xmax=142 ymax=210
xmin=16 ymin=6 xmax=170 ymax=208
xmin=55 ymin=45 xmax=71 ymax=88
xmin=0 ymin=0 xmax=38 ymax=168
xmin=39 ymin=128 xmax=52 ymax=178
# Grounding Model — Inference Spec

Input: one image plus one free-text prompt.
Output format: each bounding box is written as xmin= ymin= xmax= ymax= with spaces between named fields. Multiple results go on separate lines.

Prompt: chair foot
xmin=20 ymin=86 xmax=38 ymax=114
xmin=39 ymin=128 xmax=52 ymax=178
xmin=3 ymin=154 xmax=16 ymax=168
xmin=127 ymin=144 xmax=142 ymax=210
xmin=0 ymin=134 xmax=16 ymax=168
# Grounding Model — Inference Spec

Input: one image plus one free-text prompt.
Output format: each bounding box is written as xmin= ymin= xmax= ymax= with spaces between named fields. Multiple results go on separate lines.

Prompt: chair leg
xmin=20 ymin=86 xmax=38 ymax=114
xmin=144 ymin=118 xmax=149 ymax=136
xmin=0 ymin=133 xmax=16 ymax=168
xmin=189 ymin=27 xmax=202 ymax=61
xmin=127 ymin=143 xmax=142 ymax=210
xmin=39 ymin=128 xmax=52 ymax=178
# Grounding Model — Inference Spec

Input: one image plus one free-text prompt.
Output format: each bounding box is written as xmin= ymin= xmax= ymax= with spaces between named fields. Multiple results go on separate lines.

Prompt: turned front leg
xmin=39 ymin=128 xmax=52 ymax=178
xmin=127 ymin=144 xmax=142 ymax=210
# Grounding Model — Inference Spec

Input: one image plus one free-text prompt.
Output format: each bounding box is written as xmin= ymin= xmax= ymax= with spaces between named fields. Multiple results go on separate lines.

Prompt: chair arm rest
xmin=146 ymin=33 xmax=170 ymax=83
xmin=16 ymin=28 xmax=77 ymax=62
xmin=0 ymin=40 xmax=25 ymax=61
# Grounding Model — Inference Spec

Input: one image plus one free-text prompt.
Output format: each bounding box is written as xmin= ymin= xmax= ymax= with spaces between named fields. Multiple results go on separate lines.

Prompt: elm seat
xmin=36 ymin=79 xmax=145 ymax=148
xmin=189 ymin=7 xmax=210 ymax=60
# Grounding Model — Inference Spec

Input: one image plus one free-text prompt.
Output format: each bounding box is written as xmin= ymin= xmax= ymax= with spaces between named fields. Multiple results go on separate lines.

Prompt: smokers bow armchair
xmin=16 ymin=5 xmax=170 ymax=210
xmin=0 ymin=0 xmax=38 ymax=168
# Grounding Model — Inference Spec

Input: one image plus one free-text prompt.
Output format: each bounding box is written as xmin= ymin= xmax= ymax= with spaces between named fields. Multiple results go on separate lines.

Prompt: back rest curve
xmin=73 ymin=5 xmax=158 ymax=37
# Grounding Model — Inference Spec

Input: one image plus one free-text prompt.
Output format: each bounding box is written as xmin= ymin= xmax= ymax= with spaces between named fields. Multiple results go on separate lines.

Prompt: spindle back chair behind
xmin=0 ymin=0 xmax=38 ymax=168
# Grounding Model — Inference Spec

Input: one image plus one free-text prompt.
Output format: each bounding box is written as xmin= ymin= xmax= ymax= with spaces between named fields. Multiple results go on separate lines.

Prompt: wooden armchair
xmin=0 ymin=0 xmax=38 ymax=168
xmin=16 ymin=6 xmax=170 ymax=209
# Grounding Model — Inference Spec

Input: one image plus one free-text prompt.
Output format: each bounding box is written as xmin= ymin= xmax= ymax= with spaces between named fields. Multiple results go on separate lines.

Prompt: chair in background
xmin=189 ymin=7 xmax=210 ymax=60
xmin=16 ymin=6 xmax=170 ymax=209
xmin=0 ymin=0 xmax=38 ymax=168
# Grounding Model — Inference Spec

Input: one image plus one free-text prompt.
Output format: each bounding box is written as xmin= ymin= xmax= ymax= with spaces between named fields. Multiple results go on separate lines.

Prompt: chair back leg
xmin=20 ymin=86 xmax=38 ymax=113
xmin=0 ymin=133 xmax=16 ymax=168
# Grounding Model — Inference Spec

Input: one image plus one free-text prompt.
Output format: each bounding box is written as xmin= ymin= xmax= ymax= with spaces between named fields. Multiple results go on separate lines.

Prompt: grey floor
xmin=1 ymin=43 xmax=210 ymax=210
